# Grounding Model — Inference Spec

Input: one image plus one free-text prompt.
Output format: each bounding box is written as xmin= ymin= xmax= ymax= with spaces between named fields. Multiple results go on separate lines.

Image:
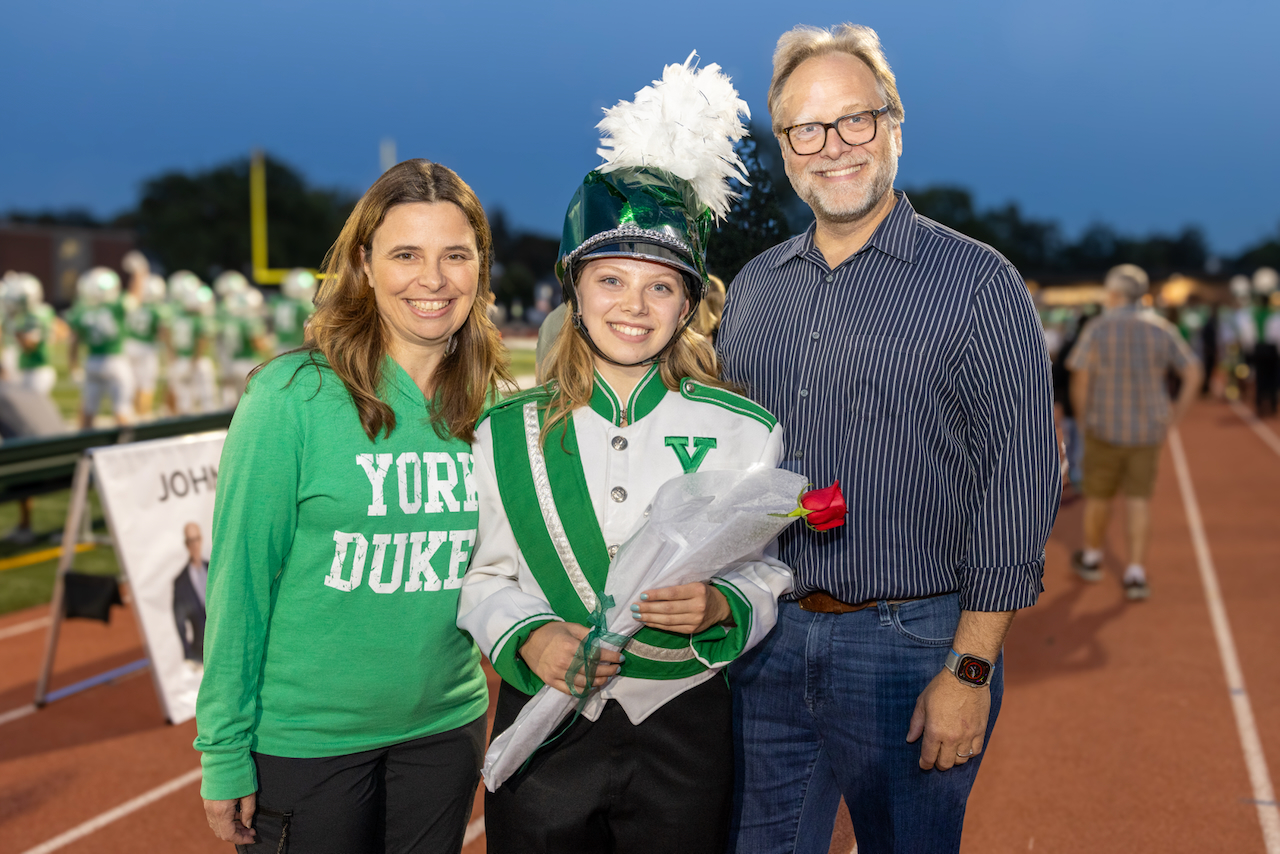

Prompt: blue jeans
xmin=728 ymin=594 xmax=1004 ymax=854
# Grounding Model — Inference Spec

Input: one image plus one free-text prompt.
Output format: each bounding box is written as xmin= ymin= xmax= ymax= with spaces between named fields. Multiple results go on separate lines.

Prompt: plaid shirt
xmin=1066 ymin=306 xmax=1198 ymax=446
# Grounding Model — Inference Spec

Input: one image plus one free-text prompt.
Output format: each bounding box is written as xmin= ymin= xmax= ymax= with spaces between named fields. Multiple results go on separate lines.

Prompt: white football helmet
xmin=195 ymin=284 xmax=217 ymax=317
xmin=281 ymin=268 xmax=317 ymax=302
xmin=1 ymin=273 xmax=30 ymax=313
xmin=227 ymin=287 xmax=265 ymax=318
xmin=213 ymin=270 xmax=250 ymax=300
xmin=77 ymin=267 xmax=122 ymax=306
xmin=143 ymin=274 xmax=167 ymax=304
xmin=168 ymin=271 xmax=203 ymax=309
xmin=1253 ymin=267 xmax=1279 ymax=296
xmin=1230 ymin=275 xmax=1252 ymax=301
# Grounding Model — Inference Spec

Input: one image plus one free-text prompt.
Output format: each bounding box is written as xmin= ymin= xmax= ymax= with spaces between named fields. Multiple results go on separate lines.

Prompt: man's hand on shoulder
xmin=905 ymin=668 xmax=990 ymax=771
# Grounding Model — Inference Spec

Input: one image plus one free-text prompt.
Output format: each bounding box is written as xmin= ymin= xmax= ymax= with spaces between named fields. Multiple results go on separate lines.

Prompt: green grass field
xmin=0 ymin=339 xmax=539 ymax=617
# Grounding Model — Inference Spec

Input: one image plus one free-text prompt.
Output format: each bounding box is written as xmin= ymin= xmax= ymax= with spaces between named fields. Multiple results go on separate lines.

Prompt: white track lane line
xmin=463 ymin=815 xmax=485 ymax=845
xmin=0 ymin=704 xmax=36 ymax=726
xmin=1228 ymin=400 xmax=1280 ymax=459
xmin=1170 ymin=428 xmax=1280 ymax=852
xmin=0 ymin=615 xmax=51 ymax=641
xmin=17 ymin=768 xmax=202 ymax=854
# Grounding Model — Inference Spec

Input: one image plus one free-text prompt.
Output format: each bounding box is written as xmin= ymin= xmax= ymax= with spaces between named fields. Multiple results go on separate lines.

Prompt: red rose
xmin=800 ymin=481 xmax=847 ymax=531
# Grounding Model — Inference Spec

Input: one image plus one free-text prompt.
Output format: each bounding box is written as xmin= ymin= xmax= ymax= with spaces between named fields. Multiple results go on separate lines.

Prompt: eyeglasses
xmin=780 ymin=106 xmax=892 ymax=155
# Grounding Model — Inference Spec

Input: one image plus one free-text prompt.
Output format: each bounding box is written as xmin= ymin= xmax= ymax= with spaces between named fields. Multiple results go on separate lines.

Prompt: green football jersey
xmin=17 ymin=306 xmax=55 ymax=370
xmin=271 ymin=298 xmax=314 ymax=348
xmin=125 ymin=302 xmax=164 ymax=343
xmin=67 ymin=301 xmax=127 ymax=356
xmin=221 ymin=315 xmax=266 ymax=361
xmin=168 ymin=310 xmax=212 ymax=358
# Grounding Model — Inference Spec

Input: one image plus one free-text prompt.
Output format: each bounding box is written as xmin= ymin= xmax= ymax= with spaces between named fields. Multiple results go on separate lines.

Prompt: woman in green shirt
xmin=196 ymin=160 xmax=511 ymax=853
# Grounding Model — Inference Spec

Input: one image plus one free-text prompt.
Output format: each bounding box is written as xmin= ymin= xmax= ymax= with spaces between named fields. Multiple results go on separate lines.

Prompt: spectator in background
xmin=1068 ymin=264 xmax=1202 ymax=600
xmin=1052 ymin=305 xmax=1099 ymax=492
xmin=1253 ymin=290 xmax=1279 ymax=418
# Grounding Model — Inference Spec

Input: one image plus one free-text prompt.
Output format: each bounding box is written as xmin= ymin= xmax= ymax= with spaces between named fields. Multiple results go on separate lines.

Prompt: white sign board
xmin=92 ymin=431 xmax=225 ymax=724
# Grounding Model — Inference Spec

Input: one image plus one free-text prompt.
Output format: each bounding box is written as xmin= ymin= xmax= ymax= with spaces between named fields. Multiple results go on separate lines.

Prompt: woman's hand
xmin=633 ymin=582 xmax=731 ymax=634
xmin=203 ymin=793 xmax=257 ymax=844
xmin=519 ymin=622 xmax=622 ymax=696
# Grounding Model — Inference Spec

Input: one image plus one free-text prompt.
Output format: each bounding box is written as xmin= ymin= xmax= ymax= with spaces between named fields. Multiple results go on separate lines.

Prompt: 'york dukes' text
xmin=325 ymin=452 xmax=477 ymax=595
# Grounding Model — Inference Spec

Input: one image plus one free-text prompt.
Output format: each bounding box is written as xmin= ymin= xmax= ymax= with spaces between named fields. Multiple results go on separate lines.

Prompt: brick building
xmin=0 ymin=222 xmax=137 ymax=307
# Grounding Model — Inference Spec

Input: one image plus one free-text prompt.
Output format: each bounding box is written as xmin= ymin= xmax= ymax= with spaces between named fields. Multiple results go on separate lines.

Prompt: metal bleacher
xmin=0 ymin=410 xmax=235 ymax=506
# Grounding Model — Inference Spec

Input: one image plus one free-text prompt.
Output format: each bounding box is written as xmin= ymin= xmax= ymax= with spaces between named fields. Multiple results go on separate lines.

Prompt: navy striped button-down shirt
xmin=717 ymin=192 xmax=1061 ymax=612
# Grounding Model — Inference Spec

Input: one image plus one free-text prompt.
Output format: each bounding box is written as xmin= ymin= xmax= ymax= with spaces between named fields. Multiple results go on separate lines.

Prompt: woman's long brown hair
xmin=294 ymin=159 xmax=511 ymax=443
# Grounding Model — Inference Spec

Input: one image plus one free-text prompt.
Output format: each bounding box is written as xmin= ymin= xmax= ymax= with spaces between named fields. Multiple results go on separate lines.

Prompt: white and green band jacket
xmin=457 ymin=366 xmax=794 ymax=725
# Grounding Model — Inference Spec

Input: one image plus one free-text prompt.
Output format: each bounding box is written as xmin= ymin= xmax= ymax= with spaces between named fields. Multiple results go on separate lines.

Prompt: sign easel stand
xmin=33 ymin=453 xmax=150 ymax=707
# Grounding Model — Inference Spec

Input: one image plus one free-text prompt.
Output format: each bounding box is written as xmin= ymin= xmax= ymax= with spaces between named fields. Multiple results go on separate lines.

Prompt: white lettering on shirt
xmin=396 ymin=452 xmax=423 ymax=515
xmin=325 ymin=531 xmax=368 ymax=591
xmin=444 ymin=529 xmax=476 ymax=589
xmin=355 ymin=454 xmax=393 ymax=516
xmin=424 ymin=453 xmax=461 ymax=513
xmin=368 ymin=533 xmax=406 ymax=594
xmin=405 ymin=530 xmax=449 ymax=592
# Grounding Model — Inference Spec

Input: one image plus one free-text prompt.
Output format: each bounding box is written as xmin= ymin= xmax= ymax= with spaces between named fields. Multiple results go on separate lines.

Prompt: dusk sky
xmin=4 ymin=0 xmax=1277 ymax=256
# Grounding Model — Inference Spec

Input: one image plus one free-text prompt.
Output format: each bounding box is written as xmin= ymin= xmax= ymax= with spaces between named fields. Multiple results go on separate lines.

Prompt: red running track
xmin=0 ymin=400 xmax=1276 ymax=853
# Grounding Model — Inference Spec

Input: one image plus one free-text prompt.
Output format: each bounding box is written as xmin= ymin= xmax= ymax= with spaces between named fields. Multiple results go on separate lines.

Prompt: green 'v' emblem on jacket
xmin=664 ymin=436 xmax=718 ymax=474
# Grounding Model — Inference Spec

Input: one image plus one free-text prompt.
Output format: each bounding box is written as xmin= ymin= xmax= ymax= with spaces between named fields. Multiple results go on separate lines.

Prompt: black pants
xmin=485 ymin=676 xmax=733 ymax=854
xmin=1256 ymin=343 xmax=1278 ymax=417
xmin=238 ymin=717 xmax=486 ymax=854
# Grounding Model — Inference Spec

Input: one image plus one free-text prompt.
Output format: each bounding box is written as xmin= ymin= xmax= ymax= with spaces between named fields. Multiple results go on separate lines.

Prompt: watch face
xmin=958 ymin=655 xmax=991 ymax=685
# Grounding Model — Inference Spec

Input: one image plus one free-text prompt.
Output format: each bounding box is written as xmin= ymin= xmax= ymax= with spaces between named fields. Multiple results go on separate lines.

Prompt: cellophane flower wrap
xmin=481 ymin=465 xmax=810 ymax=792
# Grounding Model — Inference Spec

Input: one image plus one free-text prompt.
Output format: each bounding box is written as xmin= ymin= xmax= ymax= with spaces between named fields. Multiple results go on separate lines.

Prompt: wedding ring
xmin=956 ymin=749 xmax=976 ymax=758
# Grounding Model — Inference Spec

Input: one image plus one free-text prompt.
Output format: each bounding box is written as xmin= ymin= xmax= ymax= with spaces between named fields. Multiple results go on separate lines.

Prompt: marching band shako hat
xmin=556 ymin=51 xmax=750 ymax=367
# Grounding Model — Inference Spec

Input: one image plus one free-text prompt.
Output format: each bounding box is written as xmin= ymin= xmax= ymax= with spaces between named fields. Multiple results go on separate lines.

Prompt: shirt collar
xmin=382 ymin=354 xmax=428 ymax=407
xmin=770 ymin=189 xmax=918 ymax=270
xmin=588 ymin=363 xmax=665 ymax=426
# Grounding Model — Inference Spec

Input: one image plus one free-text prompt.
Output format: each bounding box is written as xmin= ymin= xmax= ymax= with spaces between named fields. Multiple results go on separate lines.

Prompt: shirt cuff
xmin=490 ymin=614 xmax=560 ymax=695
xmin=957 ymin=555 xmax=1046 ymax=612
xmin=198 ymin=746 xmax=258 ymax=801
xmin=689 ymin=580 xmax=752 ymax=668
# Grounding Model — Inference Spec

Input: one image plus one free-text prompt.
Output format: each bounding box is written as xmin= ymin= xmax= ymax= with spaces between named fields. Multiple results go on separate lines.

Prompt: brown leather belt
xmin=797 ymin=590 xmax=930 ymax=614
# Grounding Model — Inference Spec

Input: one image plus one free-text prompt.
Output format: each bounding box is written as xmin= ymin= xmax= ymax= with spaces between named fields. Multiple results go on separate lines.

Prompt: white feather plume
xmin=596 ymin=51 xmax=750 ymax=221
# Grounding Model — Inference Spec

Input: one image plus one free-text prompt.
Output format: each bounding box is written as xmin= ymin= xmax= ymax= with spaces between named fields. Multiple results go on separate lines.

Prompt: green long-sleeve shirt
xmin=194 ymin=351 xmax=488 ymax=800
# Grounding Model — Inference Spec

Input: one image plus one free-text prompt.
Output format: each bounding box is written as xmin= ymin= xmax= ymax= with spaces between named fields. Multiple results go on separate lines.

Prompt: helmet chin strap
xmin=570 ymin=310 xmax=698 ymax=369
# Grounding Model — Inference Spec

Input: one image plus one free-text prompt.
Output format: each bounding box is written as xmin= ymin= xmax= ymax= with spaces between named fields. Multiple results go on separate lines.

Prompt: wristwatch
xmin=944 ymin=649 xmax=993 ymax=688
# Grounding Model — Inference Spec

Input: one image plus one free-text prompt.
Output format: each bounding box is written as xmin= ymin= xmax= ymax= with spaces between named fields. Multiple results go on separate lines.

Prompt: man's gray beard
xmin=798 ymin=152 xmax=898 ymax=226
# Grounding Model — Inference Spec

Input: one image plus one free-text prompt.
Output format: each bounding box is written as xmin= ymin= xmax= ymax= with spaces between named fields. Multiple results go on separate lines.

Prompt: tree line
xmin=5 ymin=147 xmax=1278 ymax=309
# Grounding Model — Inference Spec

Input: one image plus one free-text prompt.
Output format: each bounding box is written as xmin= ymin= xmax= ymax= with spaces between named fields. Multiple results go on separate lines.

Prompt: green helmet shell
xmin=555 ymin=167 xmax=712 ymax=316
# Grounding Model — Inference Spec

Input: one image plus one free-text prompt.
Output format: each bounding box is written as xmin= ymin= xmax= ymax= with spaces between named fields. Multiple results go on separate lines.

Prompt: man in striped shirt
xmin=1067 ymin=264 xmax=1201 ymax=599
xmin=717 ymin=23 xmax=1061 ymax=854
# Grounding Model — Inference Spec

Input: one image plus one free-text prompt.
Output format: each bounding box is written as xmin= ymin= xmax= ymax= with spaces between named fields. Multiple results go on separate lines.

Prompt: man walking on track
xmin=716 ymin=22 xmax=1061 ymax=854
xmin=1068 ymin=264 xmax=1202 ymax=600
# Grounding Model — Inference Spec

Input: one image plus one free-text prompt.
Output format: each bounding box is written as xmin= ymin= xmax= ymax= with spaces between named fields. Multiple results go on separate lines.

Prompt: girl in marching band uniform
xmin=458 ymin=55 xmax=793 ymax=854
